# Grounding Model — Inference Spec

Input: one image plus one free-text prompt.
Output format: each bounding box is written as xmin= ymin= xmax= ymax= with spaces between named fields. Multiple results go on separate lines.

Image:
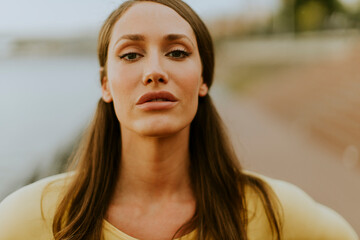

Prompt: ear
xmin=198 ymin=77 xmax=208 ymax=97
xmin=101 ymin=75 xmax=113 ymax=103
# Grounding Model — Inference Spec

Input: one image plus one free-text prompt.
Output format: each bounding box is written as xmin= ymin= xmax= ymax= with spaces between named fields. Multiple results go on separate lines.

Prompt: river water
xmin=0 ymin=54 xmax=228 ymax=200
xmin=0 ymin=55 xmax=101 ymax=199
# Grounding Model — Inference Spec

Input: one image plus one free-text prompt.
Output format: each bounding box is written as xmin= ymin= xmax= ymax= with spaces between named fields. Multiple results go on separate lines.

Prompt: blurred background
xmin=0 ymin=0 xmax=359 ymax=234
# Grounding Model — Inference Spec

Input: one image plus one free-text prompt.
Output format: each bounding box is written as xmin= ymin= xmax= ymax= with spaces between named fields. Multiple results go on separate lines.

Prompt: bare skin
xmin=106 ymin=127 xmax=196 ymax=240
xmin=102 ymin=2 xmax=208 ymax=239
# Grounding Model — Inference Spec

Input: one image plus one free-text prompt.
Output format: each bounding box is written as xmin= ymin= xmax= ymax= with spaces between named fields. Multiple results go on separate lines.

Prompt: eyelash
xmin=166 ymin=49 xmax=191 ymax=59
xmin=119 ymin=49 xmax=191 ymax=62
xmin=119 ymin=52 xmax=142 ymax=61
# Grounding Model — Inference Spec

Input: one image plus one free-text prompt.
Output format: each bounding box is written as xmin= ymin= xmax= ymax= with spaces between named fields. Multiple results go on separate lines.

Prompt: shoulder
xmin=0 ymin=173 xmax=71 ymax=240
xmin=244 ymin=171 xmax=359 ymax=240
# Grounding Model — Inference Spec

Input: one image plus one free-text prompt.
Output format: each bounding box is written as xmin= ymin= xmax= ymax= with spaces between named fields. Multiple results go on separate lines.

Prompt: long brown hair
xmin=52 ymin=0 xmax=282 ymax=239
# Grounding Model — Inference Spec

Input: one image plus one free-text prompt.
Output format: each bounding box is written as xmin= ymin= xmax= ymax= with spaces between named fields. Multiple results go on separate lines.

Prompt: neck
xmin=114 ymin=126 xmax=193 ymax=204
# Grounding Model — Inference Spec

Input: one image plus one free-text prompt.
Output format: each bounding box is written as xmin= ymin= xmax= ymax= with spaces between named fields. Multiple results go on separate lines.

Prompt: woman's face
xmin=102 ymin=2 xmax=208 ymax=137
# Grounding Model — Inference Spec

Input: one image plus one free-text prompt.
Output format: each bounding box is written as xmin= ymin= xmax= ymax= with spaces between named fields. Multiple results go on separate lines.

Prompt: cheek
xmin=174 ymin=65 xmax=202 ymax=98
xmin=106 ymin=62 xmax=142 ymax=123
xmin=107 ymin=62 xmax=140 ymax=102
xmin=170 ymin=64 xmax=202 ymax=122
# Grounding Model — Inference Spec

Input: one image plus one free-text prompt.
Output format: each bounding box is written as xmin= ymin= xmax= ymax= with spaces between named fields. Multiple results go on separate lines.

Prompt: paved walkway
xmin=212 ymin=86 xmax=360 ymax=235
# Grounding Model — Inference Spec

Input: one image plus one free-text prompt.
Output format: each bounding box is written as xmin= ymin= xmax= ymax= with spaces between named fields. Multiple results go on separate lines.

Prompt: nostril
xmin=159 ymin=78 xmax=164 ymax=83
xmin=146 ymin=79 xmax=152 ymax=84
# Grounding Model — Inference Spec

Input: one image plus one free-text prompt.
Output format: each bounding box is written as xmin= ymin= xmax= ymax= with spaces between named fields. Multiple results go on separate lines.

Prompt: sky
xmin=0 ymin=0 xmax=358 ymax=37
xmin=0 ymin=0 xmax=279 ymax=37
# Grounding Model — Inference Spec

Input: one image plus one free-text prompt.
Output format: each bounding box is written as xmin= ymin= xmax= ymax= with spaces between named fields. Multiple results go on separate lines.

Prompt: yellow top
xmin=0 ymin=172 xmax=358 ymax=240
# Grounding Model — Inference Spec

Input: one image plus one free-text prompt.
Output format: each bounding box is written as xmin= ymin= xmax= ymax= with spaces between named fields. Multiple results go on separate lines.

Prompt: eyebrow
xmin=113 ymin=33 xmax=195 ymax=49
xmin=165 ymin=34 xmax=195 ymax=48
xmin=120 ymin=34 xmax=145 ymax=41
xmin=114 ymin=34 xmax=145 ymax=46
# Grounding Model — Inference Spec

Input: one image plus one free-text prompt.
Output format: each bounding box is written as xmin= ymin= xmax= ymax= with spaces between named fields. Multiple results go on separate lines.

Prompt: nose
xmin=142 ymin=53 xmax=168 ymax=85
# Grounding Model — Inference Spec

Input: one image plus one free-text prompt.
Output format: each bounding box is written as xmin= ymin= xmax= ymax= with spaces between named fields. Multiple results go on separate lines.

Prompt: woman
xmin=0 ymin=0 xmax=358 ymax=239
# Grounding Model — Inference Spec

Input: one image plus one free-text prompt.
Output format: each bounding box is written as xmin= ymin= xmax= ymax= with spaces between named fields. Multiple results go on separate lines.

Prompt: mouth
xmin=136 ymin=91 xmax=178 ymax=105
xmin=136 ymin=91 xmax=178 ymax=111
xmin=148 ymin=98 xmax=171 ymax=102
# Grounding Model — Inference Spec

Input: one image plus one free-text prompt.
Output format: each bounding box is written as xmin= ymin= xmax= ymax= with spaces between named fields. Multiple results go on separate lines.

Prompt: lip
xmin=136 ymin=91 xmax=179 ymax=111
xmin=136 ymin=91 xmax=178 ymax=104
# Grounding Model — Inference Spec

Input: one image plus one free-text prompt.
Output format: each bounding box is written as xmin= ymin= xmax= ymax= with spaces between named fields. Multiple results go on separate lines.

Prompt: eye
xmin=119 ymin=52 xmax=143 ymax=61
xmin=166 ymin=50 xmax=190 ymax=59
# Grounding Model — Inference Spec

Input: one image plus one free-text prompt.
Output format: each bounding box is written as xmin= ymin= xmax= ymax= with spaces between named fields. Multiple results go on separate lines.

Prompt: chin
xmin=134 ymin=119 xmax=191 ymax=138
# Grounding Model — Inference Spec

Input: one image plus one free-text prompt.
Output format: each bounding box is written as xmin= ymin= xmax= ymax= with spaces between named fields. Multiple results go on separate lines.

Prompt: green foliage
xmin=278 ymin=0 xmax=355 ymax=32
xmin=296 ymin=1 xmax=329 ymax=31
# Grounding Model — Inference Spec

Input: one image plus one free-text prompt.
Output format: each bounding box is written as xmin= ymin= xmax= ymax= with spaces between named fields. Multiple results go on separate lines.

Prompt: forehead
xmin=110 ymin=2 xmax=197 ymax=43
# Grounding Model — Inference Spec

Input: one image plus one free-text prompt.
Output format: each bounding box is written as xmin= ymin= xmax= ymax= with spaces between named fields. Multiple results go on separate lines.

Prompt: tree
xmin=279 ymin=0 xmax=347 ymax=32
